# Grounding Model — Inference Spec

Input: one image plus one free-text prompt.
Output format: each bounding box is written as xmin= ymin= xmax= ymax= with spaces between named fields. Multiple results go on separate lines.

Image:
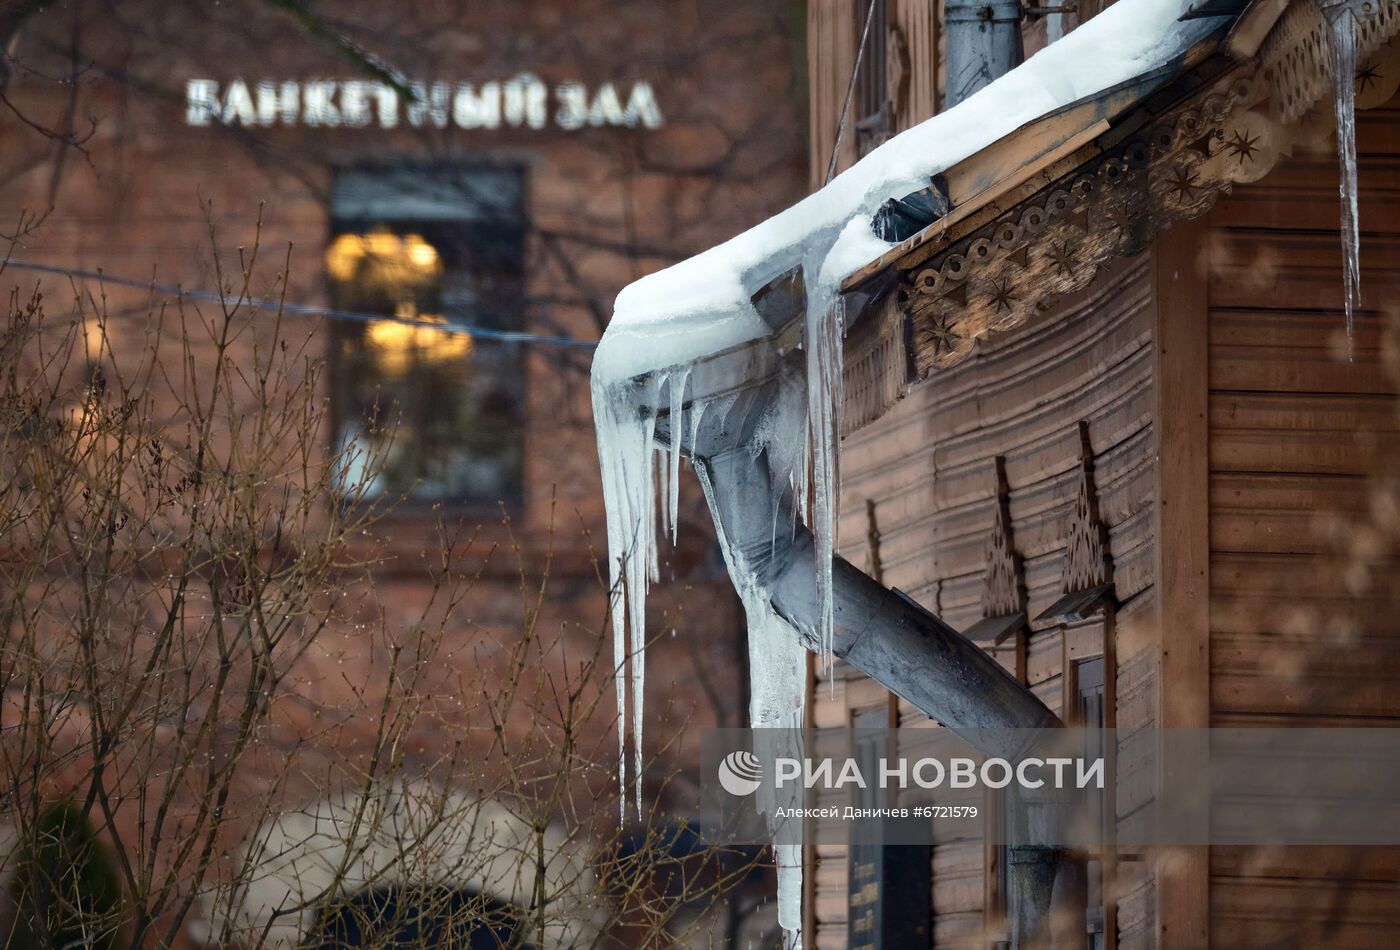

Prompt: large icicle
xmin=592 ymin=375 xmax=655 ymax=820
xmin=803 ymin=288 xmax=844 ymax=672
xmin=1322 ymin=1 xmax=1363 ymax=354
xmin=694 ymin=461 xmax=807 ymax=949
xmin=592 ymin=371 xmax=690 ymax=819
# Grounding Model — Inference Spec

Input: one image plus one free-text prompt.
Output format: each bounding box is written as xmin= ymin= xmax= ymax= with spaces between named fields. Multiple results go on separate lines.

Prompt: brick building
xmin=0 ymin=0 xmax=806 ymax=945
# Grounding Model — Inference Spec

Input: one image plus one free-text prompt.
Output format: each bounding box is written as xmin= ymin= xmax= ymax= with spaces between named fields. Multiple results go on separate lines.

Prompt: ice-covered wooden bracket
xmin=591 ymin=0 xmax=1400 ymax=945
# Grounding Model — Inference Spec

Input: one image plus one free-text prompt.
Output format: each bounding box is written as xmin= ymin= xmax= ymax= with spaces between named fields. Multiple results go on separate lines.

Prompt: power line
xmin=825 ymin=0 xmax=880 ymax=186
xmin=2 ymin=258 xmax=599 ymax=350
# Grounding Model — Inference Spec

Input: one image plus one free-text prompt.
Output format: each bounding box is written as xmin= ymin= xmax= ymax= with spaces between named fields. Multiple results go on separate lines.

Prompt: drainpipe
xmin=694 ymin=441 xmax=1060 ymax=749
xmin=686 ymin=423 xmax=1071 ymax=947
xmin=945 ymin=0 xmax=1025 ymax=107
xmin=691 ymin=438 xmax=1071 ymax=948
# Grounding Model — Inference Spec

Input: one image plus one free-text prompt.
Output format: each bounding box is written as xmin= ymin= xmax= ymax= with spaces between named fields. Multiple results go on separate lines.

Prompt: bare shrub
xmin=0 ymin=229 xmax=766 ymax=948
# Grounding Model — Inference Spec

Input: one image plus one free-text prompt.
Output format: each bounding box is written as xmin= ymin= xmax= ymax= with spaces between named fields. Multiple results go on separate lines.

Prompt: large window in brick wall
xmin=326 ymin=167 xmax=525 ymax=505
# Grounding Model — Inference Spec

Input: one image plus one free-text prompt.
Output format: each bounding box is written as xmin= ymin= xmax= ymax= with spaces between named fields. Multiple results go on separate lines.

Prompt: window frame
xmin=853 ymin=0 xmax=892 ymax=156
xmin=1063 ymin=618 xmax=1118 ymax=950
xmin=324 ymin=162 xmax=530 ymax=515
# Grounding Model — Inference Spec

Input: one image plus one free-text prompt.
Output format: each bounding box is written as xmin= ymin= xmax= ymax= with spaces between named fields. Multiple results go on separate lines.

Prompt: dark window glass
xmin=327 ymin=167 xmax=525 ymax=505
xmin=1076 ymin=655 xmax=1107 ymax=950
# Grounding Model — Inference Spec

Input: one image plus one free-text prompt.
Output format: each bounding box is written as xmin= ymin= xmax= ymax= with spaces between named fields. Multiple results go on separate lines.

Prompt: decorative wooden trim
xmin=1151 ymin=216 xmax=1211 ymax=950
xmin=843 ymin=284 xmax=913 ymax=434
xmin=1063 ymin=422 xmax=1112 ymax=594
xmin=983 ymin=456 xmax=1025 ymax=618
xmin=896 ymin=67 xmax=1268 ymax=379
xmin=1039 ymin=423 xmax=1116 ymax=621
xmin=966 ymin=457 xmax=1029 ymax=645
xmin=1262 ymin=0 xmax=1400 ymax=123
xmin=1357 ymin=27 xmax=1400 ymax=107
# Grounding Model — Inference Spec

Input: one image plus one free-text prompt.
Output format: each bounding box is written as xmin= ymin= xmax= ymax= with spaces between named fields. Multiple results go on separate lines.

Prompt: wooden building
xmin=807 ymin=1 xmax=1400 ymax=947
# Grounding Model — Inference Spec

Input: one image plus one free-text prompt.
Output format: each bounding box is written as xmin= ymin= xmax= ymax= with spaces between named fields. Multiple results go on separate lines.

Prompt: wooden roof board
xmin=839 ymin=30 xmax=1238 ymax=294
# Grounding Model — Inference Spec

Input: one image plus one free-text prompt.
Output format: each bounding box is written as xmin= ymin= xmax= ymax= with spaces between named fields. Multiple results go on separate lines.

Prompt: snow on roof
xmin=593 ymin=0 xmax=1223 ymax=382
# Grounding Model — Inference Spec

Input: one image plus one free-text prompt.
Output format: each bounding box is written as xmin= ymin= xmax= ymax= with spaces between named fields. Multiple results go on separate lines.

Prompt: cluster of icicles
xmin=590 ymin=7 xmax=1369 ymax=947
xmin=592 ymin=280 xmax=847 ymax=947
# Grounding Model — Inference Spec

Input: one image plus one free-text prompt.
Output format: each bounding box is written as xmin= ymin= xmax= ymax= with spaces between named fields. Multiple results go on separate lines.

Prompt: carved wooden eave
xmin=965 ymin=457 xmax=1029 ymax=645
xmin=840 ymin=0 xmax=1400 ymax=436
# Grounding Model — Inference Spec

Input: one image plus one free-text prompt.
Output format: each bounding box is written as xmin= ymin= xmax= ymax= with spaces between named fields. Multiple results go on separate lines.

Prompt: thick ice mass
xmin=590 ymin=2 xmax=1213 ymax=945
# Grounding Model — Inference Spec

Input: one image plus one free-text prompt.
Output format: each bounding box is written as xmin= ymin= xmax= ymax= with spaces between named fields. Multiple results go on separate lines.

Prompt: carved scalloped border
xmin=899 ymin=63 xmax=1263 ymax=377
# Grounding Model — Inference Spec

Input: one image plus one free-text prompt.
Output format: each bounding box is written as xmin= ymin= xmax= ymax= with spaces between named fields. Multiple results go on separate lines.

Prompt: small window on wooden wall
xmin=847 ymin=705 xmax=930 ymax=948
xmin=1073 ymin=655 xmax=1108 ymax=950
xmin=854 ymin=0 xmax=891 ymax=156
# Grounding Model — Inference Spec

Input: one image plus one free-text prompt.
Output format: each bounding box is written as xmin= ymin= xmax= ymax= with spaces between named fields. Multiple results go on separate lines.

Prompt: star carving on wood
xmin=986 ymin=276 xmax=1018 ymax=314
xmin=1357 ymin=61 xmax=1382 ymax=94
xmin=927 ymin=310 xmax=960 ymax=354
xmin=890 ymin=51 xmax=1279 ymax=386
xmin=1225 ymin=128 xmax=1261 ymax=166
xmin=1165 ymin=164 xmax=1200 ymax=202
xmin=1104 ymin=206 xmax=1134 ymax=238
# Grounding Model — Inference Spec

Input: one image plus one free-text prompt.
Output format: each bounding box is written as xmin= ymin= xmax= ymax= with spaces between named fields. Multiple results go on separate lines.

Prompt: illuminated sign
xmin=185 ymin=75 xmax=664 ymax=130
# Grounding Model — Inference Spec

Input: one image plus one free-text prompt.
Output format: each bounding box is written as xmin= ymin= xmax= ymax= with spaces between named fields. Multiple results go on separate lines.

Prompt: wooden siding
xmin=893 ymin=0 xmax=940 ymax=128
xmin=820 ymin=256 xmax=1159 ymax=947
xmin=809 ymin=0 xmax=860 ymax=188
xmin=1203 ymin=96 xmax=1400 ymax=947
